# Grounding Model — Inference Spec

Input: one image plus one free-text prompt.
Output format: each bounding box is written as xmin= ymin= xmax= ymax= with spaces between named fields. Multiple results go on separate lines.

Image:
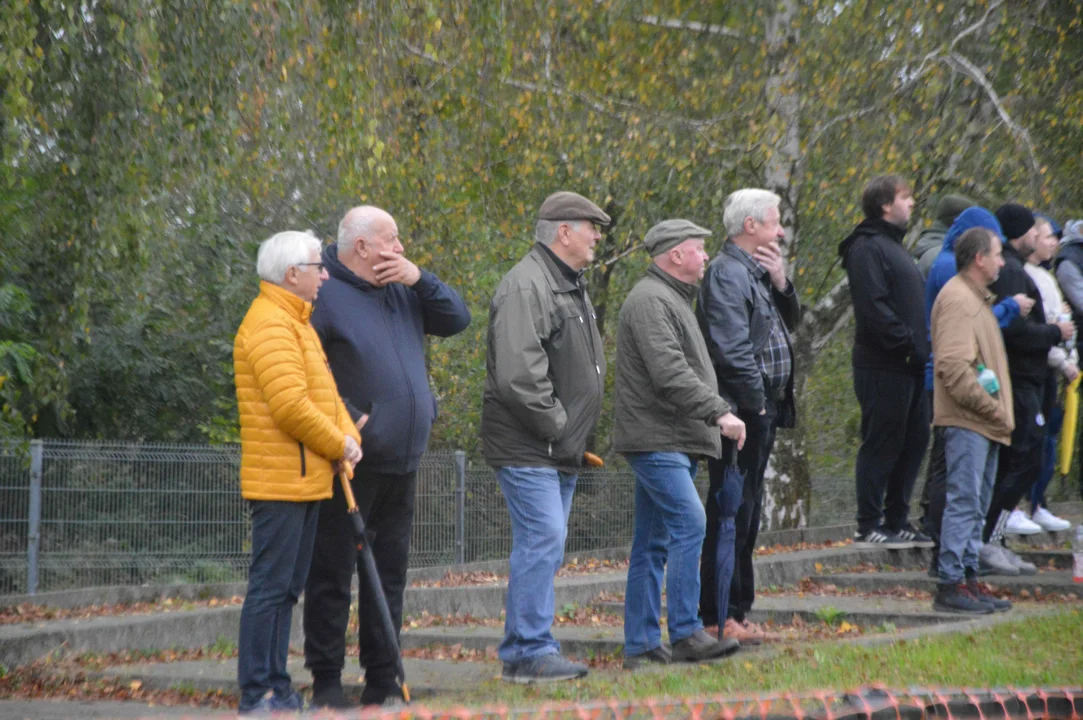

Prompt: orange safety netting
xmin=348 ymin=687 xmax=1083 ymax=720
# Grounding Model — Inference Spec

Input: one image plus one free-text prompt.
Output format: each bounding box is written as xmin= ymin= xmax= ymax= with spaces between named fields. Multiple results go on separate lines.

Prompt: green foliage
xmin=813 ymin=605 xmax=849 ymax=627
xmin=2 ymin=0 xmax=1082 ymax=512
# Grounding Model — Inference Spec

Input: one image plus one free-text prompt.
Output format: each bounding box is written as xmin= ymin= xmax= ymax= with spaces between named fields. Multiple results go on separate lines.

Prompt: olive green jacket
xmin=481 ymin=244 xmax=606 ymax=471
xmin=613 ymin=265 xmax=731 ymax=457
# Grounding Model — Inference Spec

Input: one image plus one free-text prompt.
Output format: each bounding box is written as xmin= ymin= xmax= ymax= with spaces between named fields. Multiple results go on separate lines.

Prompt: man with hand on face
xmin=615 ymin=219 xmax=746 ymax=670
xmin=482 ymin=191 xmax=609 ymax=684
xmin=696 ymin=189 xmax=800 ymax=647
xmin=303 ymin=206 xmax=471 ymax=708
xmin=839 ymin=176 xmax=933 ymax=550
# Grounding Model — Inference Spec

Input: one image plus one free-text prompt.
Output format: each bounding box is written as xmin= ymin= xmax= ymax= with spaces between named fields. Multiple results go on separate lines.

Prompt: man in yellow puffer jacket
xmin=233 ymin=230 xmax=363 ymax=715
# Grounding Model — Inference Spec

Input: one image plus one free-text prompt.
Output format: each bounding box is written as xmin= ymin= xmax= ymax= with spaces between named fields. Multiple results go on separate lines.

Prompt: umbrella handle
xmin=338 ymin=470 xmax=360 ymax=514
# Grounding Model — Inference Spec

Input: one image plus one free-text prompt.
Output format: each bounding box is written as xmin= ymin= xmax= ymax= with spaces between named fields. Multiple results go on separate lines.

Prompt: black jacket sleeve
xmin=773 ymin=280 xmax=801 ymax=331
xmin=413 ymin=270 xmax=472 ymax=337
xmin=699 ymin=264 xmax=766 ymax=413
xmin=990 ymin=266 xmax=1061 ymax=352
xmin=847 ymin=241 xmax=920 ymax=359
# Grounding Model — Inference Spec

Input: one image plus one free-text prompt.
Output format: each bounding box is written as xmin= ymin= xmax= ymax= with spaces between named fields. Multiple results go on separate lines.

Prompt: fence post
xmin=454 ymin=450 xmax=466 ymax=565
xmin=27 ymin=439 xmax=44 ymax=596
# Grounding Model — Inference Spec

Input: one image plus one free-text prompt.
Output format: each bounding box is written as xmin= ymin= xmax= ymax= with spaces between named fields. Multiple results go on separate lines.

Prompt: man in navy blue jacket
xmin=304 ymin=206 xmax=471 ymax=708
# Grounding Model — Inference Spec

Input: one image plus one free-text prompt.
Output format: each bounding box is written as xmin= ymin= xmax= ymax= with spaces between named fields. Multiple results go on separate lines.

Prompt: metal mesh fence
xmin=0 ymin=441 xmax=652 ymax=596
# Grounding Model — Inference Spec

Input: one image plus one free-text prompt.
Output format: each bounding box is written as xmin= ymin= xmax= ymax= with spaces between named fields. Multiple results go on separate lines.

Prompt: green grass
xmin=434 ymin=609 xmax=1083 ymax=707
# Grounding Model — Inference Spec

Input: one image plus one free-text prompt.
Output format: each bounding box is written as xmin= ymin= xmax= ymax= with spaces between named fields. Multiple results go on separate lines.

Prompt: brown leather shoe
xmin=743 ymin=619 xmax=782 ymax=643
xmin=723 ymin=618 xmax=763 ymax=646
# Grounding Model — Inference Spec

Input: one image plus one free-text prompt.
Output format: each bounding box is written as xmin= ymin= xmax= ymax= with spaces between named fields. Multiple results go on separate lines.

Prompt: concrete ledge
xmin=0 ymin=606 xmax=302 ymax=669
xmin=403 ymin=572 xmax=628 ymax=619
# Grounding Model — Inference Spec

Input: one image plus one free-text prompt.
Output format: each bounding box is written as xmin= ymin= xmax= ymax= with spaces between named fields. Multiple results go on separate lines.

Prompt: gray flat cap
xmin=538 ymin=191 xmax=611 ymax=226
xmin=643 ymin=219 xmax=712 ymax=257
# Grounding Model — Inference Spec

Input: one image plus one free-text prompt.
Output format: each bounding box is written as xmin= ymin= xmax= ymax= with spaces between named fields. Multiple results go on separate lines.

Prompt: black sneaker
xmin=360 ymin=683 xmax=406 ymax=707
xmin=623 ymin=644 xmax=672 ymax=670
xmin=966 ymin=576 xmax=1012 ymax=613
xmin=853 ymin=527 xmax=914 ymax=550
xmin=932 ymin=583 xmax=995 ymax=615
xmin=672 ymin=628 xmax=738 ymax=662
xmin=502 ymin=654 xmax=588 ymax=684
xmin=894 ymin=524 xmax=935 ymax=548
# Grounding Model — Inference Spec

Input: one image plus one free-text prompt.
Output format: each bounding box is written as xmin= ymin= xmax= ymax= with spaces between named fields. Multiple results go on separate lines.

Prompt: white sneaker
xmin=1031 ymin=507 xmax=1072 ymax=532
xmin=1004 ymin=509 xmax=1042 ymax=535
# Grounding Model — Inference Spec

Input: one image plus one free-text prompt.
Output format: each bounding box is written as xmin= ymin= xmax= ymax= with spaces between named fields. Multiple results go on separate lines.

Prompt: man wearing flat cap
xmin=614 ymin=219 xmax=747 ymax=670
xmin=696 ymin=189 xmax=800 ymax=646
xmin=482 ymin=190 xmax=610 ymax=683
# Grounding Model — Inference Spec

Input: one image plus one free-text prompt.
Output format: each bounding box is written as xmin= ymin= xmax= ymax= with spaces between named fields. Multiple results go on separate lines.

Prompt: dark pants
xmin=853 ymin=367 xmax=930 ymax=534
xmin=238 ymin=500 xmax=319 ymax=710
xmin=984 ymin=380 xmax=1044 ymax=541
xmin=303 ymin=469 xmax=417 ymax=690
xmin=1031 ymin=375 xmax=1063 ymax=510
xmin=700 ymin=400 xmax=778 ymax=626
xmin=921 ymin=426 xmax=948 ymax=550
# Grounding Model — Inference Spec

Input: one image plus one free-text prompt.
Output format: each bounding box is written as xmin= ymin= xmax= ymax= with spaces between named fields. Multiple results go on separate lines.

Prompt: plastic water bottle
xmin=977 ymin=364 xmax=1000 ymax=397
xmin=1074 ymin=525 xmax=1083 ymax=584
xmin=1059 ymin=312 xmax=1076 ymax=351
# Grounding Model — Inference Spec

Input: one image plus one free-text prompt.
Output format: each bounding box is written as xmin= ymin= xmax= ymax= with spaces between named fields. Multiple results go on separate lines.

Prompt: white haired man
xmin=234 ymin=231 xmax=363 ymax=714
xmin=302 ymin=206 xmax=471 ymax=708
xmin=696 ymin=189 xmax=800 ymax=646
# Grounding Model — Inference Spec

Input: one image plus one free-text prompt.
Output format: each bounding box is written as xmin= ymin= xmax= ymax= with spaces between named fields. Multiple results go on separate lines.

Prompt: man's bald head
xmin=337 ymin=206 xmax=396 ymax=254
xmin=336 ymin=205 xmax=403 ymax=283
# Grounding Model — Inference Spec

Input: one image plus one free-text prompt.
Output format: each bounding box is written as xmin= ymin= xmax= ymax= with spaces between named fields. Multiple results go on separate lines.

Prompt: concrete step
xmin=1016 ymin=548 xmax=1074 ymax=570
xmin=56 ymin=656 xmax=496 ymax=702
xmin=400 ymin=623 xmax=626 ymax=658
xmin=592 ymin=594 xmax=971 ymax=629
xmin=402 ymin=571 xmax=628 ymax=619
xmin=811 ymin=569 xmax=1083 ymax=597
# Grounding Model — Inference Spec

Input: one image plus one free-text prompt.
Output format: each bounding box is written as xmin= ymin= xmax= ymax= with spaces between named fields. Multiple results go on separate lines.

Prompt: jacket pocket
xmin=298 ymin=441 xmax=307 ymax=477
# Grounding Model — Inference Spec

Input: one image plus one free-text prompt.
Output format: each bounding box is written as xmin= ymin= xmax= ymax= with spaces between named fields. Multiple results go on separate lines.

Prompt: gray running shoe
xmin=999 ymin=545 xmax=1037 ymax=575
xmin=502 ymin=654 xmax=588 ymax=684
xmin=978 ymin=543 xmax=1021 ymax=576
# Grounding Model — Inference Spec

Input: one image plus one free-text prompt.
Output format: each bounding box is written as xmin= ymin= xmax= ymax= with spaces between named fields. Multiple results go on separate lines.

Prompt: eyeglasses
xmin=295 ymin=262 xmax=324 ymax=272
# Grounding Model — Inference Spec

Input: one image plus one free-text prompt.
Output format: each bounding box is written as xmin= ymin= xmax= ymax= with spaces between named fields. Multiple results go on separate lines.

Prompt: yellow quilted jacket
xmin=233 ymin=281 xmax=361 ymax=501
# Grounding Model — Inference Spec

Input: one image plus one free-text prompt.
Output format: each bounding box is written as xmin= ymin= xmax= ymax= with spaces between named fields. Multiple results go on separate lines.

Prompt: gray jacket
xmin=481 ymin=244 xmax=606 ymax=471
xmin=613 ymin=265 xmax=730 ymax=457
xmin=913 ymin=222 xmax=949 ymax=279
xmin=696 ymin=242 xmax=801 ymax=427
xmin=1056 ymin=221 xmax=1083 ymax=327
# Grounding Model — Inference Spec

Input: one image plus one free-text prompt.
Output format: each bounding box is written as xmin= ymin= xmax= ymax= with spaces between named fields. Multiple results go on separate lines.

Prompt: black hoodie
xmin=838 ymin=218 xmax=928 ymax=375
xmin=310 ymin=245 xmax=472 ymax=474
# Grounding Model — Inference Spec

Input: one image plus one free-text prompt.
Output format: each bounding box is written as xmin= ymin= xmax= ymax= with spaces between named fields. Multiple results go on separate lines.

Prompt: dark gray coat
xmin=481 ymin=244 xmax=606 ymax=471
xmin=696 ymin=242 xmax=800 ymax=428
xmin=613 ymin=265 xmax=731 ymax=457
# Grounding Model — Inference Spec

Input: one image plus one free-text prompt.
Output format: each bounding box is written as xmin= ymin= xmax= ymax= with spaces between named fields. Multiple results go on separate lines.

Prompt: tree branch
xmin=636 ymin=15 xmax=740 ymax=38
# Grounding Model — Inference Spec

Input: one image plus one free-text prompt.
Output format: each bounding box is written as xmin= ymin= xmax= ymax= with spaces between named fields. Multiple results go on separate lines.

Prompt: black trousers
xmin=983 ymin=380 xmax=1044 ymax=542
xmin=700 ymin=400 xmax=778 ymax=626
xmin=853 ymin=367 xmax=930 ymax=534
xmin=303 ymin=469 xmax=417 ymax=689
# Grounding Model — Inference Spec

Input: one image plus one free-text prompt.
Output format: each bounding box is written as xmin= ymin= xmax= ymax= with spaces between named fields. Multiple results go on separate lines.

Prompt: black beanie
xmin=995 ymin=203 xmax=1035 ymax=241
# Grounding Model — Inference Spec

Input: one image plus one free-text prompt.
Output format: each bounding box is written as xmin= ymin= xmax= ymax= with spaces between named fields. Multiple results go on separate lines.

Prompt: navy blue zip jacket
xmin=311 ymin=244 xmax=471 ymax=474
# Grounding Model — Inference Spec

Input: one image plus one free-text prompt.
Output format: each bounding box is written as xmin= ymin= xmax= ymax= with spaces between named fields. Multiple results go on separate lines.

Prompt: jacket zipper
xmin=298 ymin=441 xmax=307 ymax=477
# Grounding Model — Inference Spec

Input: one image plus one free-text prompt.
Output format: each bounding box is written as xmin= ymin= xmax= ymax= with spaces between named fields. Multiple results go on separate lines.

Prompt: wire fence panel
xmin=0 ymin=443 xmax=31 ymax=595
xmin=0 ymin=441 xmax=649 ymax=595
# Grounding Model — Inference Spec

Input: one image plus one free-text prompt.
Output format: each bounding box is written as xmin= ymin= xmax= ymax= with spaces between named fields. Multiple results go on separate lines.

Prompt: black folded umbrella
xmin=338 ymin=470 xmax=410 ymax=704
xmin=713 ymin=450 xmax=745 ymax=636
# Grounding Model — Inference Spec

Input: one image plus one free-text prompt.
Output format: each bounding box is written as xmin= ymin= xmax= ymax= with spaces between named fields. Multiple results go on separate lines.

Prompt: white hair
xmin=338 ymin=205 xmax=390 ymax=254
xmin=535 ymin=219 xmax=582 ymax=246
xmin=257 ymin=230 xmax=321 ymax=284
xmin=722 ymin=189 xmax=781 ymax=239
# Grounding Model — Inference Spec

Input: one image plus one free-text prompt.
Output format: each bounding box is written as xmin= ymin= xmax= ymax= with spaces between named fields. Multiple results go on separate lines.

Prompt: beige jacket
xmin=931 ymin=274 xmax=1014 ymax=445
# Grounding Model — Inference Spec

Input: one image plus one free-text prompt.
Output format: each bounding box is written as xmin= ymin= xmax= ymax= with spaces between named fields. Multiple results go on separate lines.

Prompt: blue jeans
xmin=497 ymin=466 xmax=577 ymax=663
xmin=938 ymin=428 xmax=999 ymax=585
xmin=238 ymin=500 xmax=319 ymax=710
xmin=623 ymin=452 xmax=707 ymax=656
